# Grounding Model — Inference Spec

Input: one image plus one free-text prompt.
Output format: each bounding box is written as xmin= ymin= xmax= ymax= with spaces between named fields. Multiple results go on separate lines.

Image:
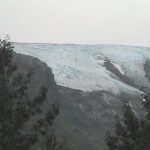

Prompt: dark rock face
xmin=144 ymin=60 xmax=150 ymax=83
xmin=12 ymin=53 xmax=60 ymax=149
xmin=55 ymin=86 xmax=141 ymax=150
xmin=103 ymin=60 xmax=138 ymax=88
xmin=13 ymin=52 xmax=60 ymax=106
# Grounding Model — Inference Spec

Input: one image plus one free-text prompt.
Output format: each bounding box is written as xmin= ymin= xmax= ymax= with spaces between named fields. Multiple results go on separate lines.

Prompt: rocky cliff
xmin=13 ymin=52 xmax=60 ymax=149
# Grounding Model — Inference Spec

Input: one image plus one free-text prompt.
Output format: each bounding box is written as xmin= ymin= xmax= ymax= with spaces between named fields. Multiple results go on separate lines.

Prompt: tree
xmin=32 ymin=103 xmax=59 ymax=150
xmin=0 ymin=37 xmax=59 ymax=150
xmin=105 ymin=101 xmax=140 ymax=150
xmin=105 ymin=92 xmax=150 ymax=150
xmin=140 ymin=92 xmax=150 ymax=150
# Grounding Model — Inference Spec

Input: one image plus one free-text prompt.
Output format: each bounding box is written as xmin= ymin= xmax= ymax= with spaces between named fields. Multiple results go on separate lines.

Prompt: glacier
xmin=14 ymin=43 xmax=150 ymax=94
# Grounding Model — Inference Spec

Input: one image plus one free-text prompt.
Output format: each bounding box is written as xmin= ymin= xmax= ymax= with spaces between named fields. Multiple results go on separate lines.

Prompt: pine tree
xmin=0 ymin=37 xmax=59 ymax=150
xmin=32 ymin=103 xmax=59 ymax=150
xmin=105 ymin=101 xmax=140 ymax=150
xmin=140 ymin=92 xmax=150 ymax=150
xmin=105 ymin=92 xmax=150 ymax=150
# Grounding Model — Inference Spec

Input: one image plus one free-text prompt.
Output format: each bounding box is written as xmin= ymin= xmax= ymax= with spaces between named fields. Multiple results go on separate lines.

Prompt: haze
xmin=0 ymin=0 xmax=150 ymax=46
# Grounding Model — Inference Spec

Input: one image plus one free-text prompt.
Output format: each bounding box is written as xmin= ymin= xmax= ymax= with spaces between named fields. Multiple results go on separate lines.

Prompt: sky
xmin=0 ymin=0 xmax=150 ymax=46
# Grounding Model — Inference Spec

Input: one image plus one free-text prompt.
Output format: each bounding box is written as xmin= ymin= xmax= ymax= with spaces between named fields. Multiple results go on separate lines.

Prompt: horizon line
xmin=12 ymin=41 xmax=150 ymax=49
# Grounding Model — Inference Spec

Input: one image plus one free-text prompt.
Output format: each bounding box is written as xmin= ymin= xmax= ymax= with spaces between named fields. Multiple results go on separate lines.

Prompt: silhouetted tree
xmin=105 ymin=92 xmax=150 ymax=150
xmin=32 ymin=103 xmax=59 ymax=150
xmin=140 ymin=92 xmax=150 ymax=150
xmin=0 ymin=37 xmax=59 ymax=150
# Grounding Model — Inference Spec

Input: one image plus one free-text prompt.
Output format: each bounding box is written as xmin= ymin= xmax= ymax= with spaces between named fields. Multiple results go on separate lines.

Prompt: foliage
xmin=105 ymin=92 xmax=150 ymax=150
xmin=0 ymin=37 xmax=59 ymax=150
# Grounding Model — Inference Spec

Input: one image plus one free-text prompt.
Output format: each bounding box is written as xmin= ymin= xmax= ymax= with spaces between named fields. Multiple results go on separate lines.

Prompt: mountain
xmin=14 ymin=43 xmax=150 ymax=150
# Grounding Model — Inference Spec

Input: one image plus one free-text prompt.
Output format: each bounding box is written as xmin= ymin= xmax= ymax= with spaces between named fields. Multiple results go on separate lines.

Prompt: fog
xmin=0 ymin=0 xmax=150 ymax=46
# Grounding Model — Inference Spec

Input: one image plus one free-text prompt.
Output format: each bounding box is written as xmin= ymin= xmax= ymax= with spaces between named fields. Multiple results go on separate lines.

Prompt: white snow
xmin=14 ymin=43 xmax=150 ymax=95
xmin=111 ymin=62 xmax=125 ymax=75
xmin=96 ymin=55 xmax=105 ymax=65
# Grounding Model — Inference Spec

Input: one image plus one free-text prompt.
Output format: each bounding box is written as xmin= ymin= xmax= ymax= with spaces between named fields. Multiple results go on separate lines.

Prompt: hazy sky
xmin=0 ymin=0 xmax=150 ymax=46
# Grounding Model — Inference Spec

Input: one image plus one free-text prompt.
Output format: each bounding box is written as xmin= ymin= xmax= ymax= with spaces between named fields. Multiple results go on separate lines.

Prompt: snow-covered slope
xmin=14 ymin=43 xmax=150 ymax=94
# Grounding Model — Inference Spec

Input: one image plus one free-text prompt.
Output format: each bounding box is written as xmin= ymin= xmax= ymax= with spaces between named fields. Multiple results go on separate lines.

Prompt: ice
xmin=14 ymin=43 xmax=150 ymax=94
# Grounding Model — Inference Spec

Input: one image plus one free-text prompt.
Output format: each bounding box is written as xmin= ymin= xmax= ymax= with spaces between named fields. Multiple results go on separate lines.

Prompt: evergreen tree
xmin=0 ymin=37 xmax=59 ymax=150
xmin=105 ymin=92 xmax=150 ymax=150
xmin=140 ymin=92 xmax=150 ymax=150
xmin=105 ymin=101 xmax=140 ymax=150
